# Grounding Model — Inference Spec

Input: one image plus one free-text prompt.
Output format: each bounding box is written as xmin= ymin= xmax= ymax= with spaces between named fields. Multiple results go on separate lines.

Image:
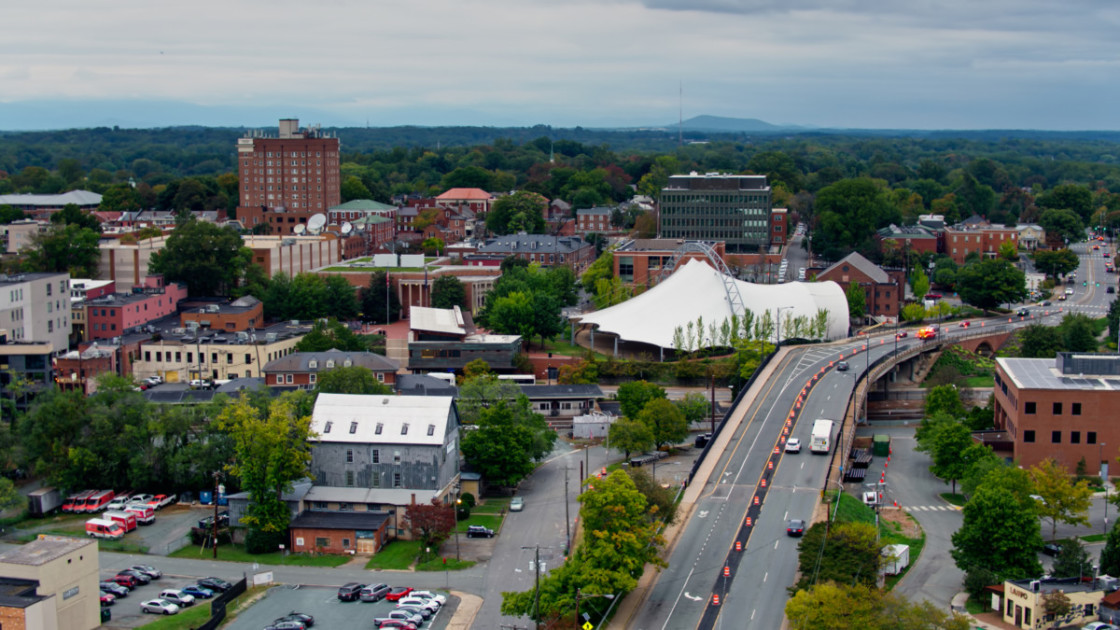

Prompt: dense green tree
xmin=786 ymin=582 xmax=970 ymax=630
xmin=958 ymin=443 xmax=1004 ymax=498
xmin=846 ymin=283 xmax=866 ymax=319
xmin=674 ymin=392 xmax=711 ymax=426
xmin=636 ymin=398 xmax=688 ymax=449
xmin=609 ymin=417 xmax=655 ymax=461
xmin=359 ymin=271 xmax=401 ymax=324
xmin=951 ymin=484 xmax=1043 ymax=581
xmin=340 ymin=175 xmax=372 ymax=202
xmin=1030 ymin=458 xmax=1093 ymax=540
xmin=925 ymin=420 xmax=974 ymax=493
xmin=1059 ymin=313 xmax=1097 ymax=352
xmin=49 ymin=203 xmax=101 ymax=232
xmin=581 ymin=249 xmax=614 ymax=293
xmin=149 ymin=220 xmax=250 ymax=296
xmin=955 ymin=258 xmax=1027 ymax=311
xmin=1032 ymin=248 xmax=1079 ymax=278
xmin=813 ymin=178 xmax=900 ymax=260
xmin=421 ymin=237 xmax=445 ymax=256
xmin=909 ymin=269 xmax=930 ymax=302
xmin=217 ymin=395 xmax=313 ymax=554
xmin=1038 ymin=208 xmax=1085 ymax=247
xmin=0 ymin=205 xmax=26 ymax=224
xmin=23 ymin=224 xmax=100 ymax=277
xmin=486 ymin=190 xmax=547 ymax=235
xmin=793 ymin=521 xmax=882 ymax=591
xmin=440 ymin=165 xmax=495 ymax=191
xmin=99 ymin=184 xmax=141 ymax=214
xmin=925 ymin=384 xmax=965 ymax=419
xmin=324 ymin=275 xmax=360 ymax=321
xmin=294 ymin=318 xmax=369 ymax=352
xmin=430 ymin=275 xmax=466 ymax=310
xmin=617 ymin=380 xmax=667 ymax=419
xmin=314 ymin=366 xmax=394 ymax=395
xmin=1037 ymin=183 xmax=1094 ymax=223
xmin=1019 ymin=324 xmax=1064 ymax=358
xmin=456 ymin=375 xmax=521 ymax=423
xmin=1050 ymin=539 xmax=1094 ymax=580
xmin=1100 ymin=520 xmax=1120 ymax=577
xmin=1109 ymin=297 xmax=1120 ymax=348
xmin=460 ymin=400 xmax=555 ymax=487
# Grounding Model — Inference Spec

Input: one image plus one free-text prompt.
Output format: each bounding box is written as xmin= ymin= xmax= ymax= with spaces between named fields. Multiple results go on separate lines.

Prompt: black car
xmin=196 ymin=577 xmax=232 ymax=593
xmin=694 ymin=433 xmax=712 ymax=448
xmin=337 ymin=582 xmax=364 ymax=601
xmin=277 ymin=612 xmax=315 ymax=627
xmin=787 ymin=519 xmax=805 ymax=537
xmin=1017 ymin=308 xmax=1030 ymax=317
xmin=264 ymin=622 xmax=306 ymax=630
xmin=197 ymin=511 xmax=230 ymax=529
xmin=1042 ymin=542 xmax=1063 ymax=557
xmin=100 ymin=582 xmax=130 ymax=597
xmin=836 ymin=361 xmax=849 ymax=372
xmin=116 ymin=569 xmax=151 ymax=585
xmin=466 ymin=525 xmax=494 ymax=538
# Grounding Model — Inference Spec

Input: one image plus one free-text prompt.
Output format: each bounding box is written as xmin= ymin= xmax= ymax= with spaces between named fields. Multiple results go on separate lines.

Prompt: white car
xmin=140 ymin=599 xmax=180 ymax=615
xmin=158 ymin=589 xmax=194 ymax=607
xmin=409 ymin=590 xmax=447 ymax=606
xmin=397 ymin=596 xmax=440 ymax=612
xmin=104 ymin=497 xmax=130 ymax=511
xmin=1081 ymin=623 xmax=1118 ymax=630
xmin=785 ymin=438 xmax=801 ymax=453
xmin=128 ymin=494 xmax=154 ymax=506
xmin=509 ymin=497 xmax=524 ymax=512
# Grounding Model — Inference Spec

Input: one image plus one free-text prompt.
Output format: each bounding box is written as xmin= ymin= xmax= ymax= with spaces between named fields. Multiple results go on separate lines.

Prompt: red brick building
xmin=943 ymin=224 xmax=1019 ymax=264
xmin=179 ymin=296 xmax=264 ymax=333
xmin=289 ymin=510 xmax=390 ymax=555
xmin=992 ymin=353 xmax=1120 ymax=473
xmin=576 ymin=207 xmax=612 ymax=234
xmin=434 ymin=188 xmax=493 ymax=215
xmin=816 ymin=252 xmax=902 ymax=320
xmin=86 ymin=276 xmax=188 ymax=339
xmin=263 ymin=350 xmax=399 ymax=388
xmin=235 ymin=119 xmax=342 ymax=235
xmin=612 ymin=239 xmax=728 ymax=287
xmin=876 ymin=224 xmax=940 ymax=256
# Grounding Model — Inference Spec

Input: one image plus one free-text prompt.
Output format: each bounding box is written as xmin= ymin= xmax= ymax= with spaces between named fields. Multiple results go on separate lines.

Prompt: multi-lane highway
xmin=629 ymin=237 xmax=1116 ymax=629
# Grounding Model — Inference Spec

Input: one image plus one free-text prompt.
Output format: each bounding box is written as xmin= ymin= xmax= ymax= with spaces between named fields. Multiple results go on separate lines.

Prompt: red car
xmin=385 ymin=587 xmax=413 ymax=602
xmin=110 ymin=574 xmax=139 ymax=589
xmin=376 ymin=621 xmax=417 ymax=630
xmin=959 ymin=321 xmax=971 ymax=328
xmin=924 ymin=293 xmax=942 ymax=300
xmin=896 ymin=330 xmax=908 ymax=338
xmin=100 ymin=592 xmax=116 ymax=606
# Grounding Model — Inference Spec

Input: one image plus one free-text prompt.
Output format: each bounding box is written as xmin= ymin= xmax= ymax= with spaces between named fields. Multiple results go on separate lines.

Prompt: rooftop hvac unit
xmin=265 ymin=333 xmax=278 ymax=343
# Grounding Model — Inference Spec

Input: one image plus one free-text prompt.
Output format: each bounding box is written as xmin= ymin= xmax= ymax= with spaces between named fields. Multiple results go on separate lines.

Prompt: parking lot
xmin=100 ymin=570 xmax=234 ymax=628
xmin=224 ymin=585 xmax=455 ymax=630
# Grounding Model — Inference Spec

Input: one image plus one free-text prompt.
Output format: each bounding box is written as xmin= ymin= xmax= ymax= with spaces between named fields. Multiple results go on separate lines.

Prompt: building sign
xmin=63 ymin=586 xmax=79 ymax=600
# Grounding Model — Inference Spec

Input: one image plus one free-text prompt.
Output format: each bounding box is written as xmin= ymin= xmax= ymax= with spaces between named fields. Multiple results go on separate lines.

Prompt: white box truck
xmin=881 ymin=544 xmax=910 ymax=575
xmin=810 ymin=419 xmax=834 ymax=454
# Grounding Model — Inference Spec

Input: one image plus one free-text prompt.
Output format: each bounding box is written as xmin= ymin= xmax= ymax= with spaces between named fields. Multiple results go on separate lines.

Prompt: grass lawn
xmin=939 ymin=492 xmax=967 ymax=507
xmin=472 ymin=498 xmax=510 ymax=514
xmin=962 ymin=375 xmax=995 ymax=388
xmin=1082 ymin=533 xmax=1108 ymax=543
xmin=365 ymin=540 xmax=421 ymax=570
xmin=831 ymin=492 xmax=875 ymax=525
xmin=169 ymin=543 xmax=351 ymax=567
xmin=541 ymin=339 xmax=606 ymax=359
xmin=965 ymin=597 xmax=987 ymax=615
xmin=831 ymin=492 xmax=926 ymax=591
xmin=416 ymin=556 xmax=477 ymax=571
xmin=456 ymin=514 xmax=503 ymax=532
xmin=138 ymin=585 xmax=266 ymax=630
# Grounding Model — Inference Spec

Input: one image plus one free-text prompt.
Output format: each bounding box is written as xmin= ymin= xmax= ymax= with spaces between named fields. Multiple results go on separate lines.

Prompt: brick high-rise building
xmin=236 ymin=119 xmax=342 ymax=235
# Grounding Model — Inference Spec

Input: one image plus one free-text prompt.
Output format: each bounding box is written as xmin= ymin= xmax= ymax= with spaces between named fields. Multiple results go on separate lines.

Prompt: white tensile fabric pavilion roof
xmin=578 ymin=259 xmax=849 ymax=349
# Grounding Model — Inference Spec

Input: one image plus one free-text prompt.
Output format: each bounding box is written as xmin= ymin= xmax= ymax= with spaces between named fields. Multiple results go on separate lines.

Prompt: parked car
xmin=337 ymin=582 xmax=364 ymax=602
xmin=785 ymin=438 xmax=801 ymax=453
xmin=151 ymin=494 xmax=175 ymax=509
xmin=924 ymin=293 xmax=942 ymax=299
xmin=196 ymin=577 xmax=232 ymax=593
xmin=104 ymin=496 xmax=131 ymax=511
xmin=127 ymin=494 xmax=154 ymax=506
xmin=395 ymin=604 xmax=433 ymax=619
xmin=466 ymin=525 xmax=494 ymax=538
xmin=1042 ymin=542 xmax=1063 ymax=557
xmin=158 ymin=589 xmax=194 ymax=607
xmin=101 ymin=582 xmax=130 ymax=597
xmin=110 ymin=574 xmax=139 ymax=589
xmin=117 ymin=569 xmax=151 ymax=585
xmin=100 ymin=592 xmax=116 ymax=606
xmin=409 ymin=591 xmax=447 ymax=606
xmin=198 ymin=511 xmax=231 ymax=529
xmin=375 ymin=610 xmax=424 ymax=627
xmin=1082 ymin=622 xmax=1119 ymax=630
xmin=694 ymin=432 xmax=712 ymax=448
xmin=375 ymin=621 xmax=417 ymax=630
xmin=265 ymin=622 xmax=307 ymax=630
xmin=181 ymin=584 xmax=214 ymax=599
xmin=140 ymin=599 xmax=179 ymax=615
xmin=385 ymin=586 xmax=414 ymax=602
xmin=510 ymin=497 xmax=524 ymax=512
xmin=361 ymin=583 xmax=392 ymax=602
xmin=129 ymin=565 xmax=162 ymax=580
xmin=1109 ymin=286 xmax=1116 ymax=294
xmin=277 ymin=612 xmax=315 ymax=627
xmin=397 ymin=596 xmax=440 ymax=613
xmin=787 ymin=519 xmax=805 ymax=537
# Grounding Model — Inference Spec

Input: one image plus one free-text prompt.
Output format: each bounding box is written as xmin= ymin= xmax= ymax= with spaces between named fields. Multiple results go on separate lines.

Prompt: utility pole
xmin=709 ymin=370 xmax=716 ymax=435
xmin=534 ymin=546 xmax=541 ymax=630
xmin=212 ymin=470 xmax=222 ymax=558
xmin=564 ymin=469 xmax=571 ymax=555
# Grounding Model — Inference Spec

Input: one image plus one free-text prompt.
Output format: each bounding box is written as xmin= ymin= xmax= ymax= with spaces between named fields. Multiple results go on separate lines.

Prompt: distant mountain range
xmin=654 ymin=115 xmax=809 ymax=133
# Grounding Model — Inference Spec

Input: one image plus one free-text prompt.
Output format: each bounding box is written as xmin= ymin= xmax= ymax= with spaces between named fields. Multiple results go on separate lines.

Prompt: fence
xmin=192 ymin=577 xmax=247 ymax=630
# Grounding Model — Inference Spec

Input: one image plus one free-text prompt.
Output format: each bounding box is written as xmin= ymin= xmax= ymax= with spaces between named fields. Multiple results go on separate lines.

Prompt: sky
xmin=3 ymin=0 xmax=1120 ymax=131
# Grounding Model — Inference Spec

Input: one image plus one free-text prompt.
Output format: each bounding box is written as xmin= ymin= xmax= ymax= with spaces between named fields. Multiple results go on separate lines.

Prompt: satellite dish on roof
xmin=293 ymin=224 xmax=307 ymax=235
xmin=340 ymin=221 xmax=353 ymax=235
xmin=307 ymin=213 xmax=327 ymax=235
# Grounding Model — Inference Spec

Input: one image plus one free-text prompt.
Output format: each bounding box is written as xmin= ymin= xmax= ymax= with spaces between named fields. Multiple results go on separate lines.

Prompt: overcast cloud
xmin=2 ymin=0 xmax=1118 ymax=130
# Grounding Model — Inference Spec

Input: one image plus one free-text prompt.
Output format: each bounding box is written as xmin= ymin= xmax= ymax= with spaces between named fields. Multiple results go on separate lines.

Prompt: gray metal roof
xmin=998 ymin=356 xmax=1120 ymax=391
xmin=477 ymin=234 xmax=589 ymax=255
xmin=290 ymin=510 xmax=391 ymax=531
xmin=263 ymin=350 xmax=399 ymax=373
xmin=0 ymin=190 xmax=102 ymax=207
xmin=518 ymin=384 xmax=604 ymax=399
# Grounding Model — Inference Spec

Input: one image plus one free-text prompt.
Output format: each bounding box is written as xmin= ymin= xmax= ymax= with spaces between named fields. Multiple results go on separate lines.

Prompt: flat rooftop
xmin=0 ymin=536 xmax=95 ymax=566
